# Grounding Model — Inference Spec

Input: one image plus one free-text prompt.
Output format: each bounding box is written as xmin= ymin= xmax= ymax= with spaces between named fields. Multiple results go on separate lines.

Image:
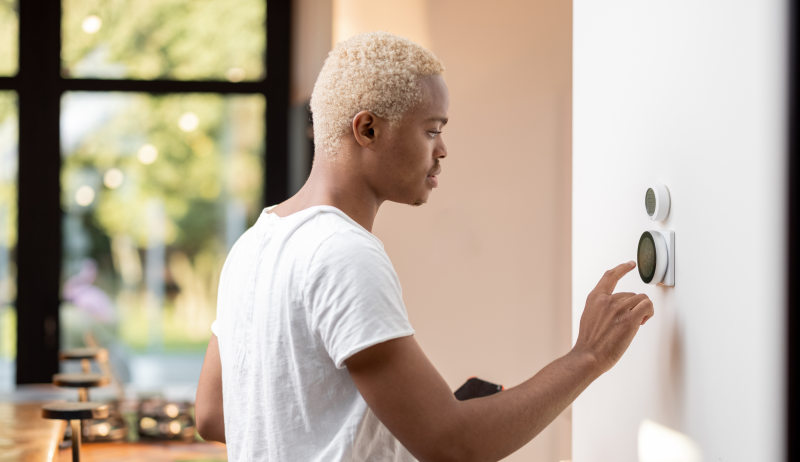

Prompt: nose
xmin=435 ymin=137 xmax=448 ymax=159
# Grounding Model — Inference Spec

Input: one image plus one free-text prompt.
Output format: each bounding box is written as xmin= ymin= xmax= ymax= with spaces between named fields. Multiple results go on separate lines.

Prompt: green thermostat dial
xmin=637 ymin=230 xmax=674 ymax=286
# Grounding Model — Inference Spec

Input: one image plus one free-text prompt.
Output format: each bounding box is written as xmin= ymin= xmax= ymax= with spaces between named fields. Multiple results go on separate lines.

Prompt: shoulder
xmin=300 ymin=223 xmax=393 ymax=285
xmin=313 ymin=228 xmax=387 ymax=268
xmin=305 ymin=209 xmax=385 ymax=259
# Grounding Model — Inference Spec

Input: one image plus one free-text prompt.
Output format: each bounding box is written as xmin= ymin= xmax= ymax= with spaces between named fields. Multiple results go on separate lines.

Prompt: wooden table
xmin=1 ymin=400 xmax=226 ymax=462
xmin=56 ymin=441 xmax=227 ymax=462
xmin=0 ymin=401 xmax=65 ymax=462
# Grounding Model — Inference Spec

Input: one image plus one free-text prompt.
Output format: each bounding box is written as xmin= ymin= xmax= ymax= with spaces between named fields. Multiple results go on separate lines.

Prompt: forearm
xmin=349 ymin=337 xmax=603 ymax=462
xmin=195 ymin=414 xmax=226 ymax=443
xmin=196 ymin=334 xmax=226 ymax=443
xmin=444 ymin=351 xmax=601 ymax=461
xmin=351 ymin=264 xmax=652 ymax=462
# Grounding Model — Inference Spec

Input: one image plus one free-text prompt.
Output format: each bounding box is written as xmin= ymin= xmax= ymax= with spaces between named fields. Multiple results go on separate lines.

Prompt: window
xmin=1 ymin=0 xmax=290 ymax=387
xmin=0 ymin=91 xmax=16 ymax=390
xmin=61 ymin=0 xmax=265 ymax=81
xmin=61 ymin=92 xmax=264 ymax=356
xmin=0 ymin=0 xmax=18 ymax=77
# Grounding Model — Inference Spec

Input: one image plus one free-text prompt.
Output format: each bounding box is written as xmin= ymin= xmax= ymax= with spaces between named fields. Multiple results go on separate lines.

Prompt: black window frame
xmin=0 ymin=0 xmax=291 ymax=384
xmin=788 ymin=0 xmax=799 ymax=456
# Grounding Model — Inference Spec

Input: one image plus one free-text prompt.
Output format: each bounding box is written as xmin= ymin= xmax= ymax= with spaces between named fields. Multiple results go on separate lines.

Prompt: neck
xmin=270 ymin=148 xmax=383 ymax=232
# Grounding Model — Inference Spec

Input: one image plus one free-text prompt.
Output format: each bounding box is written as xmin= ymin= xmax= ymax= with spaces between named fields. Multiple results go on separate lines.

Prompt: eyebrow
xmin=426 ymin=117 xmax=449 ymax=126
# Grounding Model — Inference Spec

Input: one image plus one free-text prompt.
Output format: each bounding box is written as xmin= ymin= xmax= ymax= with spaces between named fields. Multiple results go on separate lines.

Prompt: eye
xmin=428 ymin=131 xmax=441 ymax=139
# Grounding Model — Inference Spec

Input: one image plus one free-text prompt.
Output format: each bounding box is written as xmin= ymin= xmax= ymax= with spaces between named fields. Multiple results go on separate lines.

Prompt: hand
xmin=572 ymin=261 xmax=655 ymax=374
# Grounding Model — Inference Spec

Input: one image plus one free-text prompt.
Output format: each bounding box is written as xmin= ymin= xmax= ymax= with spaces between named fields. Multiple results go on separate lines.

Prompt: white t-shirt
xmin=212 ymin=205 xmax=417 ymax=461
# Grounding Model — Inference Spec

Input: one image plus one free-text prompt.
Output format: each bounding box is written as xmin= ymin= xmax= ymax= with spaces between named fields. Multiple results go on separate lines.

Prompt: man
xmin=195 ymin=31 xmax=653 ymax=461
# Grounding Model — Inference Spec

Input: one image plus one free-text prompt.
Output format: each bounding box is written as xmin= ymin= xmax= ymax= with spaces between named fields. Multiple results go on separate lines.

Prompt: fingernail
xmin=629 ymin=261 xmax=636 ymax=267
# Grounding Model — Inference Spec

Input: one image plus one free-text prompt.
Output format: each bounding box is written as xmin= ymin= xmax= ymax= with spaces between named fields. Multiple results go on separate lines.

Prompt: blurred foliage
xmin=0 ymin=92 xmax=15 ymax=131
xmin=64 ymin=93 xmax=264 ymax=250
xmin=0 ymin=306 xmax=14 ymax=360
xmin=62 ymin=0 xmax=266 ymax=81
xmin=0 ymin=0 xmax=17 ymax=76
xmin=0 ymin=91 xmax=16 ymax=360
xmin=0 ymin=91 xmax=17 ymax=250
xmin=62 ymin=92 xmax=264 ymax=351
xmin=0 ymin=0 xmax=269 ymax=357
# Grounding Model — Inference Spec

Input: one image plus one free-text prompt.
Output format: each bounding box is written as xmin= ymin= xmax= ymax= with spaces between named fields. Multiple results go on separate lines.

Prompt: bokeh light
xmin=164 ymin=403 xmax=179 ymax=418
xmin=97 ymin=422 xmax=110 ymax=436
xmin=103 ymin=168 xmax=123 ymax=189
xmin=81 ymin=15 xmax=102 ymax=34
xmin=137 ymin=144 xmax=158 ymax=164
xmin=75 ymin=185 xmax=95 ymax=206
xmin=178 ymin=112 xmax=199 ymax=132
xmin=140 ymin=417 xmax=156 ymax=429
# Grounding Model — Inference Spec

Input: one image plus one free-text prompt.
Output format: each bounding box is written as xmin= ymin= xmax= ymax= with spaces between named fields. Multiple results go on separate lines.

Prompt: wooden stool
xmin=41 ymin=402 xmax=108 ymax=462
xmin=53 ymin=373 xmax=110 ymax=402
xmin=59 ymin=347 xmax=108 ymax=374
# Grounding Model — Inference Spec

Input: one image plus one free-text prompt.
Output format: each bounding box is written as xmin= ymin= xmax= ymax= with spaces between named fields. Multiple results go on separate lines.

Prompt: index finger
xmin=592 ymin=261 xmax=636 ymax=295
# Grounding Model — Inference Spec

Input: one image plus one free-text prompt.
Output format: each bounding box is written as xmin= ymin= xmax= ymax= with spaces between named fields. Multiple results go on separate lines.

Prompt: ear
xmin=352 ymin=110 xmax=381 ymax=149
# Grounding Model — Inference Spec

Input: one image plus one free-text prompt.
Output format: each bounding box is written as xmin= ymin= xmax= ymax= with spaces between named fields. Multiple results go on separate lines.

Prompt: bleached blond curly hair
xmin=310 ymin=31 xmax=445 ymax=155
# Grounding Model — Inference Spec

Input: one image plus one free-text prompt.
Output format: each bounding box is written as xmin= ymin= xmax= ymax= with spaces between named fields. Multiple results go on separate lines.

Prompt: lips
xmin=426 ymin=166 xmax=440 ymax=188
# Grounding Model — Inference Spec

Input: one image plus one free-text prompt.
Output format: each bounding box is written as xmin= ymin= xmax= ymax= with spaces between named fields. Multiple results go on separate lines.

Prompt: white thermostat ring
xmin=637 ymin=230 xmax=675 ymax=286
xmin=645 ymin=183 xmax=671 ymax=221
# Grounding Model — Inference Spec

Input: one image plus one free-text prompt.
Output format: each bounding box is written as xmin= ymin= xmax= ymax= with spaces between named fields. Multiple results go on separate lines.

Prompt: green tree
xmin=0 ymin=91 xmax=17 ymax=360
xmin=62 ymin=0 xmax=265 ymax=81
xmin=0 ymin=0 xmax=18 ymax=76
xmin=61 ymin=92 xmax=264 ymax=351
xmin=59 ymin=0 xmax=267 ymax=351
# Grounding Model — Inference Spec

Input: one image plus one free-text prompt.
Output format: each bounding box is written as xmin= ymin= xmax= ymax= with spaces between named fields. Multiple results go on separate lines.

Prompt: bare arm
xmin=195 ymin=334 xmax=226 ymax=443
xmin=346 ymin=261 xmax=653 ymax=462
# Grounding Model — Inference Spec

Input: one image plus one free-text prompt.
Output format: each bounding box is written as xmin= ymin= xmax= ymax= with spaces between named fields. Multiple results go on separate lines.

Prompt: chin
xmin=397 ymin=186 xmax=431 ymax=207
xmin=410 ymin=192 xmax=430 ymax=207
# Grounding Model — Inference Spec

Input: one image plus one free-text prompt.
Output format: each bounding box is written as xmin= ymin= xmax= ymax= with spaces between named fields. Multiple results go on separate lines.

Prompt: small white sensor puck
xmin=645 ymin=184 xmax=670 ymax=221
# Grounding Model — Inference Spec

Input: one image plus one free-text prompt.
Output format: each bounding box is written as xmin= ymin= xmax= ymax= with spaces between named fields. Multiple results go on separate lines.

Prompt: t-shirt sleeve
xmin=211 ymin=320 xmax=220 ymax=337
xmin=306 ymin=231 xmax=415 ymax=369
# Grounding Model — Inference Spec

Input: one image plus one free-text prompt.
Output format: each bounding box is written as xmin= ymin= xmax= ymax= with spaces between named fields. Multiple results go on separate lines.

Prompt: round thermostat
xmin=645 ymin=183 xmax=670 ymax=221
xmin=638 ymin=231 xmax=668 ymax=284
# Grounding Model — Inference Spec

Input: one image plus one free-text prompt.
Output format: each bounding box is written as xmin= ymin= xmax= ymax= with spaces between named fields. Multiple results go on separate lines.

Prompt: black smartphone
xmin=454 ymin=377 xmax=503 ymax=401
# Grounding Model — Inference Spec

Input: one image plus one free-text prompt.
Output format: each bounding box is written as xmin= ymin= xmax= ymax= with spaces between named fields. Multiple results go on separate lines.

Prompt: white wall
xmin=573 ymin=1 xmax=787 ymax=461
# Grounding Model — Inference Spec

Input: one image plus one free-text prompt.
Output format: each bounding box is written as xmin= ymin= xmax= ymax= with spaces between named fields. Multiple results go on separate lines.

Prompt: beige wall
xmin=332 ymin=0 xmax=431 ymax=49
xmin=295 ymin=2 xmax=573 ymax=460
xmin=291 ymin=0 xmax=333 ymax=104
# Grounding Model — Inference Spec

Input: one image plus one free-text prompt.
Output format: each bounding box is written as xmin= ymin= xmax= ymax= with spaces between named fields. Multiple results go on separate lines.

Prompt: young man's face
xmin=370 ymin=75 xmax=449 ymax=206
